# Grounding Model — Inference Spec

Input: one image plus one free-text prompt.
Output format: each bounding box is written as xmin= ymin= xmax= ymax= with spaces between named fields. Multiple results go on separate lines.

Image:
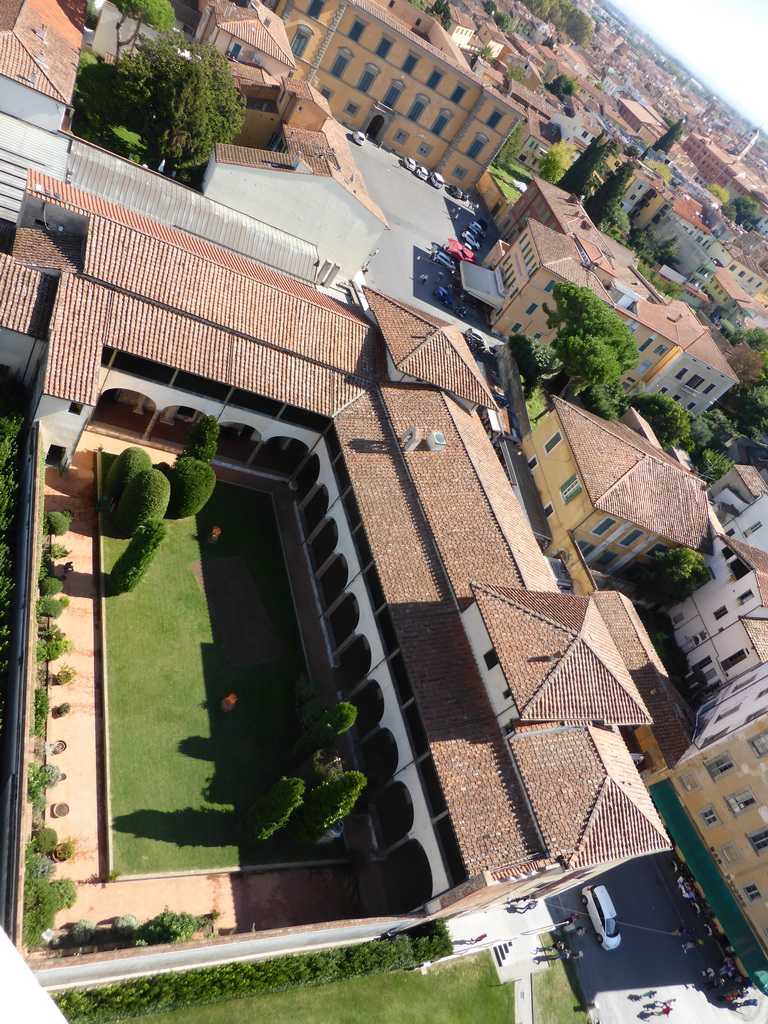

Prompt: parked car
xmin=464 ymin=328 xmax=484 ymax=348
xmin=460 ymin=234 xmax=481 ymax=251
xmin=581 ymin=884 xmax=621 ymax=950
xmin=400 ymin=156 xmax=417 ymax=172
xmin=431 ymin=250 xmax=456 ymax=271
xmin=432 ymin=286 xmax=453 ymax=307
xmin=468 ymin=221 xmax=486 ymax=237
xmin=415 ymin=164 xmax=429 ymax=180
xmin=428 ymin=171 xmax=445 ymax=190
xmin=446 ymin=184 xmax=467 ymax=200
xmin=352 ymin=131 xmax=366 ymax=146
xmin=472 ymin=218 xmax=488 ymax=232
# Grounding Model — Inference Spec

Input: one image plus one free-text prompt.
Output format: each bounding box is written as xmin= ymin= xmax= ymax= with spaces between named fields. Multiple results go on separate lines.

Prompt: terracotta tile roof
xmin=733 ymin=465 xmax=768 ymax=499
xmin=231 ymin=62 xmax=278 ymax=88
xmin=281 ymin=74 xmax=331 ymax=114
xmin=448 ymin=3 xmax=474 ymax=29
xmin=591 ymin=591 xmax=694 ymax=768
xmin=11 ymin=225 xmax=84 ymax=272
xmin=212 ymin=0 xmax=295 ymax=68
xmin=741 ymin=618 xmax=768 ymax=662
xmin=511 ymin=724 xmax=670 ymax=868
xmin=470 ymin=585 xmax=652 ymax=725
xmin=0 ymin=0 xmax=81 ymax=103
xmin=0 ymin=251 xmax=56 ymax=336
xmin=527 ymin=220 xmax=614 ymax=304
xmin=366 ymin=290 xmax=494 ymax=407
xmin=551 ymin=397 xmax=711 ymax=550
xmin=333 ymin=387 xmax=545 ymax=875
xmin=672 ymin=196 xmax=710 ymax=233
xmin=46 ymin=274 xmax=375 ymax=413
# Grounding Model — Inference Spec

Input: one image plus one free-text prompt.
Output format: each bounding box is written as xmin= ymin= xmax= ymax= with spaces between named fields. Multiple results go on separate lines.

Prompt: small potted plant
xmin=52 ymin=838 xmax=76 ymax=862
xmin=55 ymin=664 xmax=77 ymax=686
xmin=53 ymin=703 xmax=71 ymax=719
xmin=207 ymin=525 xmax=221 ymax=545
xmin=220 ymin=692 xmax=238 ymax=713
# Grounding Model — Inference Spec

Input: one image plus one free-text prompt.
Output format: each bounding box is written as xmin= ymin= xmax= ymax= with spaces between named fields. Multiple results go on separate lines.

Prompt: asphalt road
xmin=546 ymin=853 xmax=762 ymax=1024
xmin=351 ymin=139 xmax=498 ymax=341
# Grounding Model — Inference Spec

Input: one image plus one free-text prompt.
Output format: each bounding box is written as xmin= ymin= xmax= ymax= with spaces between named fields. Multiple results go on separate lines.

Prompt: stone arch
xmin=319 ymin=553 xmax=348 ymax=607
xmin=360 ymin=728 xmax=400 ymax=790
xmin=373 ymin=778 xmax=413 ymax=846
xmin=308 ymin=517 xmax=338 ymax=570
xmin=295 ymin=453 xmax=321 ymax=501
xmin=338 ymin=634 xmax=371 ymax=687
xmin=328 ymin=592 xmax=360 ymax=650
xmin=217 ymin=421 xmax=262 ymax=463
xmin=303 ymin=484 xmax=329 ymax=534
xmin=382 ymin=839 xmax=433 ymax=913
xmin=252 ymin=435 xmax=309 ymax=474
xmin=350 ymin=678 xmax=384 ymax=736
xmin=152 ymin=402 xmax=210 ymax=447
xmin=91 ymin=388 xmax=157 ymax=436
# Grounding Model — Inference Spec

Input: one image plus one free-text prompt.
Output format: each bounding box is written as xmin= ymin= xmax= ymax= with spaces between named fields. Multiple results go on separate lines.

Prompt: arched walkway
xmin=151 ymin=403 xmax=208 ymax=447
xmin=217 ymin=421 xmax=262 ymax=464
xmin=360 ymin=728 xmax=400 ymax=791
xmin=250 ymin=436 xmax=308 ymax=475
xmin=308 ymin=518 xmax=338 ymax=570
xmin=328 ymin=592 xmax=360 ymax=650
xmin=294 ymin=454 xmax=321 ymax=501
xmin=381 ymin=839 xmax=433 ymax=913
xmin=303 ymin=485 xmax=329 ymax=535
xmin=319 ymin=553 xmax=348 ymax=607
xmin=351 ymin=679 xmax=384 ymax=736
xmin=91 ymin=388 xmax=157 ymax=437
xmin=338 ymin=634 xmax=371 ymax=688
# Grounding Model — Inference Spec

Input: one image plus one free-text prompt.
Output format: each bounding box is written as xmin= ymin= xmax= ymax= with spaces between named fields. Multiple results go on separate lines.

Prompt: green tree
xmin=635 ymin=547 xmax=709 ymax=606
xmin=136 ymin=907 xmax=204 ymax=945
xmin=653 ymin=237 xmax=679 ymax=267
xmin=730 ymin=327 xmax=768 ymax=350
xmin=727 ymin=344 xmax=766 ymax=390
xmin=723 ymin=195 xmax=761 ymax=230
xmin=544 ymin=282 xmax=639 ymax=392
xmin=647 ymin=159 xmax=671 ymax=183
xmin=708 ymin=183 xmax=729 ymax=204
xmin=507 ymin=64 xmax=524 ymax=83
xmin=583 ymin=161 xmax=634 ymax=228
xmin=539 ymin=141 xmax=574 ymax=184
xmin=244 ymin=777 xmax=306 ymax=841
xmin=508 ymin=333 xmax=550 ymax=394
xmin=556 ymin=133 xmax=611 ymax=198
xmin=580 ymin=380 xmax=628 ymax=420
xmin=689 ymin=407 xmax=736 ymax=455
xmin=477 ymin=44 xmax=494 ymax=63
xmin=116 ymin=467 xmax=171 ymax=536
xmin=492 ymin=9 xmax=512 ymax=32
xmin=113 ymin=0 xmax=174 ymax=58
xmin=565 ymin=8 xmax=593 ymax=44
xmin=697 ymin=448 xmax=734 ymax=482
xmin=289 ymin=772 xmax=367 ymax=843
xmin=110 ymin=518 xmax=167 ymax=594
xmin=546 ymin=74 xmax=579 ymax=101
xmin=654 ymin=119 xmax=685 ymax=154
xmin=72 ymin=52 xmax=121 ymax=139
xmin=495 ymin=119 xmax=524 ymax=171
xmin=628 ymin=394 xmax=692 ymax=448
xmin=737 ymin=385 xmax=768 ymax=439
xmin=118 ymin=37 xmax=245 ymax=169
xmin=428 ymin=0 xmax=451 ymax=28
xmin=166 ymin=457 xmax=217 ymax=519
xmin=182 ymin=414 xmax=220 ymax=463
xmin=294 ymin=702 xmax=357 ymax=761
xmin=106 ymin=446 xmax=153 ymax=500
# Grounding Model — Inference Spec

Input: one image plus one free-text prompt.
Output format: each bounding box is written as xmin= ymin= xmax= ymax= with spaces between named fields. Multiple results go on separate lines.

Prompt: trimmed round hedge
xmin=106 ymin=447 xmax=153 ymax=501
xmin=116 ymin=468 xmax=170 ymax=537
xmin=44 ymin=510 xmax=72 ymax=536
xmin=110 ymin=519 xmax=167 ymax=594
xmin=39 ymin=575 xmax=63 ymax=597
xmin=166 ymin=457 xmax=216 ymax=519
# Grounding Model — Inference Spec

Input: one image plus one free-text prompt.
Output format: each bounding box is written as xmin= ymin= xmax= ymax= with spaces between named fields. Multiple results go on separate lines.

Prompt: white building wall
xmin=0 ymin=328 xmax=47 ymax=387
xmin=202 ymin=161 xmax=384 ymax=279
xmin=92 ymin=2 xmax=162 ymax=59
xmin=203 ymin=26 xmax=294 ymax=79
xmin=0 ymin=77 xmax=66 ymax=132
xmin=634 ymin=350 xmax=735 ymax=416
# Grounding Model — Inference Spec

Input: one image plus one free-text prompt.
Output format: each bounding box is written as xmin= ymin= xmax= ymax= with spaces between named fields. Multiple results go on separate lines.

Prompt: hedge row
xmin=0 ymin=381 xmax=25 ymax=742
xmin=54 ymin=922 xmax=453 ymax=1023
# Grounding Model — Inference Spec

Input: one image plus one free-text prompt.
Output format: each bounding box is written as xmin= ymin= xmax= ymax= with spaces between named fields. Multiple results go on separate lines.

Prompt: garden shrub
xmin=53 ymin=923 xmax=453 ymax=1022
xmin=0 ymin=381 xmax=25 ymax=748
xmin=166 ymin=457 xmax=216 ymax=519
xmin=55 ymin=664 xmax=77 ymax=685
xmin=42 ymin=764 xmax=62 ymax=787
xmin=49 ymin=542 xmax=69 ymax=559
xmin=182 ymin=415 xmax=219 ymax=463
xmin=293 ymin=702 xmax=357 ymax=761
xmin=244 ymin=777 xmax=305 ymax=841
xmin=26 ymin=852 xmax=55 ymax=879
xmin=289 ymin=771 xmax=366 ymax=843
xmin=116 ymin=468 xmax=170 ymax=537
xmin=39 ymin=575 xmax=63 ymax=597
xmin=71 ymin=919 xmax=96 ymax=945
xmin=31 ymin=688 xmax=49 ymax=736
xmin=105 ymin=446 xmax=152 ymax=500
xmin=110 ymin=519 xmax=167 ymax=594
xmin=50 ymin=877 xmax=77 ymax=910
xmin=135 ymin=907 xmax=204 ymax=946
xmin=38 ymin=596 xmax=65 ymax=619
xmin=34 ymin=827 xmax=58 ymax=854
xmin=23 ymin=877 xmax=63 ymax=947
xmin=36 ymin=626 xmax=74 ymax=663
xmin=28 ymin=763 xmax=62 ymax=811
xmin=44 ymin=510 xmax=72 ymax=536
xmin=114 ymin=913 xmax=140 ymax=938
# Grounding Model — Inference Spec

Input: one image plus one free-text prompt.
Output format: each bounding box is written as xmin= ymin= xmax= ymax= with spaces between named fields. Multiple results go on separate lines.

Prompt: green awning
xmin=650 ymin=779 xmax=768 ymax=995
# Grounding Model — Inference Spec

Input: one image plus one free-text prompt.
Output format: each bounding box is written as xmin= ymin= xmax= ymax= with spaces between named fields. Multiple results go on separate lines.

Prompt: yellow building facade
xmin=276 ymin=0 xmax=522 ymax=184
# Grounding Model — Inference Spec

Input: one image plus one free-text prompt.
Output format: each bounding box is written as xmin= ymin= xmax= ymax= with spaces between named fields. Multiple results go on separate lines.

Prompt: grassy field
xmin=102 ymin=467 xmax=313 ymax=874
xmin=526 ymin=385 xmax=547 ymax=426
xmin=490 ymin=160 xmax=532 ymax=204
xmin=533 ymin=934 xmax=589 ymax=1024
xmin=125 ymin=953 xmax=513 ymax=1024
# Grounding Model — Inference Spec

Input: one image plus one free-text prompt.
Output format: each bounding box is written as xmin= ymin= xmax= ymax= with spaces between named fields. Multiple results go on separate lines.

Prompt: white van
xmin=581 ymin=884 xmax=621 ymax=949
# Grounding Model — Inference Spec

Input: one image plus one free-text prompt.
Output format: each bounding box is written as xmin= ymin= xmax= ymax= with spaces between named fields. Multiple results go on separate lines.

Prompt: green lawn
xmin=126 ymin=953 xmax=512 ymax=1024
xmin=102 ymin=467 xmax=313 ymax=874
xmin=490 ymin=160 xmax=532 ymax=204
xmin=526 ymin=385 xmax=547 ymax=426
xmin=533 ymin=934 xmax=589 ymax=1024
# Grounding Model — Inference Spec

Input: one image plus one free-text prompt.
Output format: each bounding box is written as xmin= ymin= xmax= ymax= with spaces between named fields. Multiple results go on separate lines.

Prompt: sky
xmin=608 ymin=0 xmax=768 ymax=129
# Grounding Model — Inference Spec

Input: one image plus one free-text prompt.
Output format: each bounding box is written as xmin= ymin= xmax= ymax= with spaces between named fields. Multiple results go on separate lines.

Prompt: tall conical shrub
xmin=166 ymin=457 xmax=216 ymax=519
xmin=110 ymin=519 xmax=168 ymax=594
xmin=116 ymin=468 xmax=170 ymax=536
xmin=244 ymin=777 xmax=305 ymax=841
xmin=182 ymin=415 xmax=219 ymax=463
xmin=289 ymin=771 xmax=366 ymax=843
xmin=105 ymin=447 xmax=152 ymax=500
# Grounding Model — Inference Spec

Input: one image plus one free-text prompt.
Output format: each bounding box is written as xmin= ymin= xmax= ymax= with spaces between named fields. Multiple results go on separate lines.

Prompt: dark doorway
xmin=366 ymin=114 xmax=385 ymax=140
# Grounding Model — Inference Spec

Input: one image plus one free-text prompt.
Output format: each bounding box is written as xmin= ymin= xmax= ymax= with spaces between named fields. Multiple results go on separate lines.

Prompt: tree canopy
xmin=628 ymin=393 xmax=691 ymax=449
xmin=736 ymin=385 xmax=768 ymax=440
xmin=507 ymin=333 xmax=550 ymax=394
xmin=723 ymin=195 xmax=761 ymax=230
xmin=635 ymin=547 xmax=709 ymax=606
xmin=583 ymin=161 xmax=634 ymax=228
xmin=730 ymin=327 xmax=768 ymax=350
xmin=117 ymin=36 xmax=245 ymax=169
xmin=556 ymin=133 xmax=613 ymax=198
xmin=546 ymin=74 xmax=578 ymax=101
xmin=654 ymin=119 xmax=685 ymax=154
xmin=708 ymin=183 xmax=729 ymax=204
xmin=544 ymin=282 xmax=639 ymax=392
xmin=113 ymin=0 xmax=174 ymax=58
xmin=565 ymin=8 xmax=593 ymax=45
xmin=727 ymin=344 xmax=766 ymax=390
xmin=539 ymin=141 xmax=574 ymax=184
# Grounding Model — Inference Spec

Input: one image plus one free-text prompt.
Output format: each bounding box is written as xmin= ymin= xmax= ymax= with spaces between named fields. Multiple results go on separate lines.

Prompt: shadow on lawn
xmin=113 ymin=807 xmax=236 ymax=849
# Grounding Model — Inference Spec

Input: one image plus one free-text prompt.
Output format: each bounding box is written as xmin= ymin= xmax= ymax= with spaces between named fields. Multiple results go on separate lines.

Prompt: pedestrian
xmin=470 ymin=933 xmax=487 ymax=944
xmin=681 ymin=941 xmax=697 ymax=953
xmin=575 ymin=926 xmax=586 ymax=937
xmin=419 ymin=273 xmax=428 ymax=284
xmin=438 ymin=270 xmax=444 ymax=279
xmin=640 ymin=990 xmax=658 ymax=999
xmin=656 ymin=1000 xmax=675 ymax=1017
xmin=676 ymin=926 xmax=695 ymax=937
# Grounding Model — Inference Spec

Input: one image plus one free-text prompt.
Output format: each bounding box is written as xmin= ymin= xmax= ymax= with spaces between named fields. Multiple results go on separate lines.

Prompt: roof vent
xmin=399 ymin=426 xmax=421 ymax=452
xmin=424 ymin=430 xmax=448 ymax=452
xmin=33 ymin=182 xmax=43 ymax=192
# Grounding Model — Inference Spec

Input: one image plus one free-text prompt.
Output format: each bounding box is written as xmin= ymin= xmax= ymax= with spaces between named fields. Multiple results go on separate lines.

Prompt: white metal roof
xmin=0 ymin=115 xmax=70 ymax=223
xmin=459 ymin=262 xmax=505 ymax=309
xmin=66 ymin=140 xmax=319 ymax=282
